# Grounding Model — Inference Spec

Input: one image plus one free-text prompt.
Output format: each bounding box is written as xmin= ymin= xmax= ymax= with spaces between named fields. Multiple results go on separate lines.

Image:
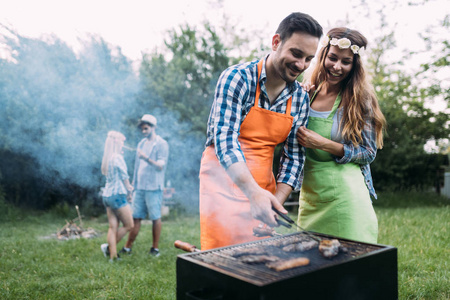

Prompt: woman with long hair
xmin=296 ymin=27 xmax=386 ymax=243
xmin=100 ymin=131 xmax=134 ymax=262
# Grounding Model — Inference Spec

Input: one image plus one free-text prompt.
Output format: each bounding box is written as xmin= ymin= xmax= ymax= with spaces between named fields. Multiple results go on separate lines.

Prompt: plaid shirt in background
xmin=204 ymin=56 xmax=310 ymax=191
xmin=102 ymin=153 xmax=129 ymax=197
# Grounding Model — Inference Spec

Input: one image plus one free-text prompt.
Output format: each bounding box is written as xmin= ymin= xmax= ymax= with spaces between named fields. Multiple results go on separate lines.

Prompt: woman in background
xmin=296 ymin=27 xmax=386 ymax=243
xmin=100 ymin=131 xmax=134 ymax=262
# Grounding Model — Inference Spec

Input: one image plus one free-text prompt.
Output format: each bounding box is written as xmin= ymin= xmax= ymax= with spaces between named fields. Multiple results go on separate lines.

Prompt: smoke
xmin=0 ymin=27 xmax=137 ymax=190
xmin=0 ymin=25 xmax=205 ymax=211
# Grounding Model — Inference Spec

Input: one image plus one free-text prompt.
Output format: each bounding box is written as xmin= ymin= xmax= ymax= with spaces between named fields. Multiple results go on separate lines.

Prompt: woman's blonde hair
xmin=101 ymin=131 xmax=126 ymax=175
xmin=308 ymin=27 xmax=386 ymax=148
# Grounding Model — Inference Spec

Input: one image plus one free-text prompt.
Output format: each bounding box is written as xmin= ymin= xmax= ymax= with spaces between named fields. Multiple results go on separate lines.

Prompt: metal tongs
xmin=272 ymin=207 xmax=322 ymax=242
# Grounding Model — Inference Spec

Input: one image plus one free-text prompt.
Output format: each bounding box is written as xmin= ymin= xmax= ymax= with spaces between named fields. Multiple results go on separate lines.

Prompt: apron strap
xmin=328 ymin=93 xmax=341 ymax=120
xmin=310 ymin=84 xmax=342 ymax=120
xmin=254 ymin=60 xmax=263 ymax=108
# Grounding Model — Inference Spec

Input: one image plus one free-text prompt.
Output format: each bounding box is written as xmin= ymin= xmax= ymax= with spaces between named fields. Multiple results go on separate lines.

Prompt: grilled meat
xmin=228 ymin=246 xmax=268 ymax=258
xmin=282 ymin=240 xmax=319 ymax=252
xmin=319 ymin=239 xmax=341 ymax=258
xmin=253 ymin=226 xmax=279 ymax=237
xmin=240 ymin=255 xmax=279 ymax=264
xmin=266 ymin=235 xmax=310 ymax=247
xmin=266 ymin=257 xmax=310 ymax=271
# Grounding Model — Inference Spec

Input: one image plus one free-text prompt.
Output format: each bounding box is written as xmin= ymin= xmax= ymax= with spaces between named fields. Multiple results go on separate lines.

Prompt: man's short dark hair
xmin=276 ymin=12 xmax=323 ymax=42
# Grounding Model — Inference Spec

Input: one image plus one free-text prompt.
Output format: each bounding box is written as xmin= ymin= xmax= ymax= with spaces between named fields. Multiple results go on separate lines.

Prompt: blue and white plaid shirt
xmin=102 ymin=153 xmax=130 ymax=197
xmin=205 ymin=56 xmax=310 ymax=191
xmin=335 ymin=119 xmax=379 ymax=199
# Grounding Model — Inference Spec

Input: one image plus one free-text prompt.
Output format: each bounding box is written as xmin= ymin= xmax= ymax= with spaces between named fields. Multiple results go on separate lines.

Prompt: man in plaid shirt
xmin=199 ymin=12 xmax=323 ymax=249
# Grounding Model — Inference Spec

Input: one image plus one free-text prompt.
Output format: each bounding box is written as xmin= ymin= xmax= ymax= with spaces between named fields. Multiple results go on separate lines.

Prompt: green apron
xmin=298 ymin=93 xmax=378 ymax=243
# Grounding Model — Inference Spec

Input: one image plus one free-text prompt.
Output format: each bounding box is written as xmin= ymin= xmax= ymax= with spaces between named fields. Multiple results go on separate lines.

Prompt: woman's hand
xmin=296 ymin=126 xmax=327 ymax=149
xmin=126 ymin=184 xmax=134 ymax=193
xmin=137 ymin=149 xmax=146 ymax=159
xmin=297 ymin=126 xmax=345 ymax=157
xmin=124 ymin=180 xmax=134 ymax=193
xmin=300 ymin=82 xmax=315 ymax=93
xmin=124 ymin=180 xmax=134 ymax=202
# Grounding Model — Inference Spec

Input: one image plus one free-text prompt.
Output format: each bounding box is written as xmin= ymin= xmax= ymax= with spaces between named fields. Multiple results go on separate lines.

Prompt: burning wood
xmin=56 ymin=207 xmax=99 ymax=240
xmin=75 ymin=205 xmax=83 ymax=228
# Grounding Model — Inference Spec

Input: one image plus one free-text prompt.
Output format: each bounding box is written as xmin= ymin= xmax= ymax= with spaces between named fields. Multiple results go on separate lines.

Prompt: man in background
xmin=121 ymin=114 xmax=169 ymax=257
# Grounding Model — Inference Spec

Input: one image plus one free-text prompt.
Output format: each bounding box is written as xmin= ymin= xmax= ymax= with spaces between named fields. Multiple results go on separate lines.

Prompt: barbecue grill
xmin=177 ymin=232 xmax=397 ymax=300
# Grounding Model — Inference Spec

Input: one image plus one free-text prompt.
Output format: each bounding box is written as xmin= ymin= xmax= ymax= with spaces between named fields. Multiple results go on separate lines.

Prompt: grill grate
xmin=184 ymin=232 xmax=385 ymax=286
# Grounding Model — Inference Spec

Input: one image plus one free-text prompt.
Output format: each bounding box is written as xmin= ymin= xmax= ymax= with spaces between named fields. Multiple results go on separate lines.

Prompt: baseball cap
xmin=138 ymin=114 xmax=157 ymax=127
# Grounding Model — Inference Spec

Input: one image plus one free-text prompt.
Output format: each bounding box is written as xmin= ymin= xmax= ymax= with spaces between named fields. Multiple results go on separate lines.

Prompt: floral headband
xmin=321 ymin=36 xmax=365 ymax=56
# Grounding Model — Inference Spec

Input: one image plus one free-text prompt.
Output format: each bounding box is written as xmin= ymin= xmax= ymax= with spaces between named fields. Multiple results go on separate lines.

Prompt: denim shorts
xmin=102 ymin=194 xmax=128 ymax=210
xmin=132 ymin=190 xmax=162 ymax=220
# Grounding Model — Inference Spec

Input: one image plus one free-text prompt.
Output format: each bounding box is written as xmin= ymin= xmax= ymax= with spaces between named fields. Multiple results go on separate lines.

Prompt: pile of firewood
xmin=56 ymin=205 xmax=99 ymax=240
xmin=56 ymin=219 xmax=99 ymax=240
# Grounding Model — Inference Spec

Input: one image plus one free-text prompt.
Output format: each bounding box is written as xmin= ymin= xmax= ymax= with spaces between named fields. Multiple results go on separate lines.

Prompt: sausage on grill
xmin=266 ymin=257 xmax=310 ymax=271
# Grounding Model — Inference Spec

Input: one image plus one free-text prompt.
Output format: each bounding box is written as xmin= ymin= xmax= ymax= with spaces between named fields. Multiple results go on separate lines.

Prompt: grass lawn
xmin=374 ymin=192 xmax=449 ymax=300
xmin=0 ymin=192 xmax=449 ymax=299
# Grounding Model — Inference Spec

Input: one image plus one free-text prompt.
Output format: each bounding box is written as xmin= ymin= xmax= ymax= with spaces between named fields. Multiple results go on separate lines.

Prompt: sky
xmin=1 ymin=0 xmax=448 ymax=62
xmin=0 ymin=0 xmax=447 ymax=158
xmin=0 ymin=0 xmax=448 ymax=114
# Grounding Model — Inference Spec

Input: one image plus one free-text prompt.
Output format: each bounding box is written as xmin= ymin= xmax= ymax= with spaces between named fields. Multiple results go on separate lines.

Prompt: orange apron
xmin=199 ymin=59 xmax=294 ymax=250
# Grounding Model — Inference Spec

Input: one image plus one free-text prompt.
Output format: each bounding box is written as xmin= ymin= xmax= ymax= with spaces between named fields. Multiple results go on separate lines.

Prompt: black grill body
xmin=176 ymin=232 xmax=397 ymax=300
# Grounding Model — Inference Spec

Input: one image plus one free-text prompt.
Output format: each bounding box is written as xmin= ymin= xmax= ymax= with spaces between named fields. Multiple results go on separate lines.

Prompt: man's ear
xmin=272 ymin=34 xmax=282 ymax=51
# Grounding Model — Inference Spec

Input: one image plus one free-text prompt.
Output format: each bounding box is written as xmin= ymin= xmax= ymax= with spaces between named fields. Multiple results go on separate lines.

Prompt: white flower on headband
xmin=337 ymin=38 xmax=352 ymax=49
xmin=320 ymin=36 xmax=330 ymax=47
xmin=323 ymin=35 xmax=364 ymax=56
xmin=350 ymin=45 xmax=360 ymax=54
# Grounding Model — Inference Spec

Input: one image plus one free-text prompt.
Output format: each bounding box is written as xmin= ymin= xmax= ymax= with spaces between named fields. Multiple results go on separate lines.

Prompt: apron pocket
xmin=301 ymin=168 xmax=337 ymax=203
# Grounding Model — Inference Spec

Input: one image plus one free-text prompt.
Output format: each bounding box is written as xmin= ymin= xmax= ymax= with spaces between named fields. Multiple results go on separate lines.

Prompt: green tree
xmin=137 ymin=5 xmax=271 ymax=136
xmin=368 ymin=13 xmax=450 ymax=191
xmin=138 ymin=22 xmax=230 ymax=135
xmin=415 ymin=14 xmax=450 ymax=153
